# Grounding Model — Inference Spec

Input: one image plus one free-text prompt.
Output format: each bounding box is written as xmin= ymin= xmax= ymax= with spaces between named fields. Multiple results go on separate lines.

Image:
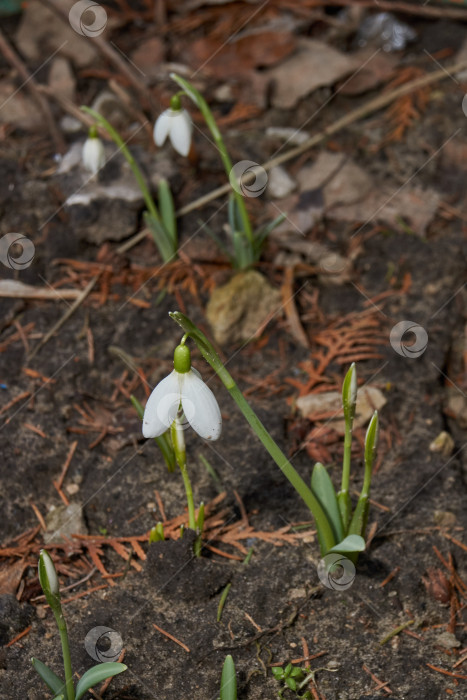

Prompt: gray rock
xmin=44 ymin=502 xmax=88 ymax=544
xmin=267 ymin=166 xmax=296 ymax=199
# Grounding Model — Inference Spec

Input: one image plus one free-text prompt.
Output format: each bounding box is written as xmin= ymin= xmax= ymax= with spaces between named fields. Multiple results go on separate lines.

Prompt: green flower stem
xmin=170 ymin=74 xmax=254 ymax=249
xmin=338 ymin=421 xmax=353 ymax=530
xmin=169 ymin=312 xmax=337 ymax=553
xmin=171 ymin=419 xmax=196 ymax=531
xmin=54 ymin=609 xmax=75 ymax=700
xmin=81 ymin=107 xmax=161 ymax=224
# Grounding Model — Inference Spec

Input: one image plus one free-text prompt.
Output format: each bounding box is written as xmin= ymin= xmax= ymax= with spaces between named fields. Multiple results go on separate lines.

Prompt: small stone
xmin=267 ymin=166 xmax=296 ymax=199
xmin=433 ymin=510 xmax=456 ymax=528
xmin=266 ymin=126 xmax=310 ymax=145
xmin=206 ymin=271 xmax=282 ymax=346
xmin=44 ymin=502 xmax=88 ymax=544
xmin=65 ymin=483 xmax=80 ymax=496
xmin=48 ymin=57 xmax=76 ymax=102
xmin=436 ymin=631 xmax=461 ymax=649
xmin=445 ymin=392 xmax=467 ymax=429
xmin=429 ymin=431 xmax=454 ymax=457
xmin=288 ymin=587 xmax=306 ymax=600
xmin=60 ymin=115 xmax=83 ymax=135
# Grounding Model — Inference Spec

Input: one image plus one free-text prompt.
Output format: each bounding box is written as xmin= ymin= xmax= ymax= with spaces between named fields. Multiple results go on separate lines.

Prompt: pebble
xmin=267 ymin=166 xmax=296 ymax=199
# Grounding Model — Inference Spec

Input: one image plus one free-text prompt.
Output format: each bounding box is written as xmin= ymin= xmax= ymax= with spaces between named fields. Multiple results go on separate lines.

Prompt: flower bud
xmin=364 ymin=410 xmax=379 ymax=470
xmin=38 ymin=549 xmax=60 ymax=609
xmin=173 ymin=343 xmax=191 ymax=373
xmin=82 ymin=128 xmax=105 ymax=175
xmin=342 ymin=362 xmax=357 ymax=423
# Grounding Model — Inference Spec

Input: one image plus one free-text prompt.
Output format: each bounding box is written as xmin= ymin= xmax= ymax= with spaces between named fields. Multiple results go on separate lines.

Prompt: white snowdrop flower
xmin=82 ymin=126 xmax=105 ymax=175
xmin=154 ymin=95 xmax=192 ymax=157
xmin=143 ymin=343 xmax=222 ymax=440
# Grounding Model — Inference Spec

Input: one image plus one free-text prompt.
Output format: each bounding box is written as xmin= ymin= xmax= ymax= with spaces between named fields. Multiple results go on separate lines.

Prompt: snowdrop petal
xmin=181 ymin=370 xmax=222 ymax=440
xmin=169 ymin=110 xmax=192 ymax=157
xmin=82 ymin=137 xmax=105 ymax=175
xmin=143 ymin=371 xmax=180 ymax=438
xmin=153 ymin=110 xmax=172 ymax=147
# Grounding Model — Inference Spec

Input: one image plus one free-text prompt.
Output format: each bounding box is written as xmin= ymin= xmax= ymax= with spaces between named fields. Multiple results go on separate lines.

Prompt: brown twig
xmin=152 ymin=623 xmax=190 ymax=652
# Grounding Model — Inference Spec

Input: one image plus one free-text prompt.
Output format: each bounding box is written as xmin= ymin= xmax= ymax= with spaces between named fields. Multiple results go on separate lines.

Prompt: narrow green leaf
xmin=217 ymin=583 xmax=232 ymax=622
xmin=31 ymin=658 xmax=66 ymax=697
xmin=75 ymin=663 xmax=127 ymax=700
xmin=328 ymin=534 xmax=365 ymax=554
xmin=220 ymin=655 xmax=237 ymax=700
xmin=311 ymin=463 xmax=344 ymax=545
xmin=144 ymin=211 xmax=177 ymax=263
xmin=158 ymin=179 xmax=177 ymax=247
xmin=347 ymin=496 xmax=369 ymax=538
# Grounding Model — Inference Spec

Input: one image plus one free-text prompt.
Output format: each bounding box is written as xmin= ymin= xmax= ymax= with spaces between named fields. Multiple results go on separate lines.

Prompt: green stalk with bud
xmin=32 ymin=550 xmax=126 ymax=700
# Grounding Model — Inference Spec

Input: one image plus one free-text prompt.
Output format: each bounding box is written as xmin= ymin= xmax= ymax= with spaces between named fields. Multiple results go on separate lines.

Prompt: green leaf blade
xmin=328 ymin=534 xmax=365 ymax=555
xmin=220 ymin=655 xmax=237 ymax=700
xmin=158 ymin=179 xmax=177 ymax=247
xmin=31 ymin=657 xmax=66 ymax=697
xmin=75 ymin=663 xmax=127 ymax=700
xmin=311 ymin=463 xmax=344 ymax=545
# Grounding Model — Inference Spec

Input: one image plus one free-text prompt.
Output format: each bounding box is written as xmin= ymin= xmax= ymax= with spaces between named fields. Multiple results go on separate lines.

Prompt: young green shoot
xmin=220 ymin=655 xmax=237 ymax=700
xmin=32 ymin=550 xmax=126 ymax=699
xmin=338 ymin=362 xmax=357 ymax=529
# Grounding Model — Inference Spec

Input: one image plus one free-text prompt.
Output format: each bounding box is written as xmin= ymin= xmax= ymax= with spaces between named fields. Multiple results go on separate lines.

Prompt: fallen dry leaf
xmin=265 ymin=39 xmax=361 ymax=109
xmin=186 ymin=31 xmax=296 ymax=78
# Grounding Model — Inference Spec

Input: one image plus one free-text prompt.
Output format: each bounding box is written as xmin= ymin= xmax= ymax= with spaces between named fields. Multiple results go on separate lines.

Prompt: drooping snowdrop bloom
xmin=153 ymin=95 xmax=192 ymax=157
xmin=82 ymin=125 xmax=105 ymax=175
xmin=143 ymin=342 xmax=222 ymax=440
